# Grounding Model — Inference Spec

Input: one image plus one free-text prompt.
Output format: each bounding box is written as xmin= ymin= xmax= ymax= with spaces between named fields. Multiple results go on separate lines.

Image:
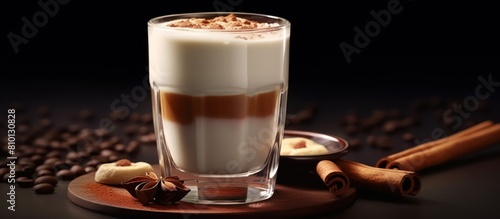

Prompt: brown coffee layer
xmin=160 ymin=89 xmax=279 ymax=124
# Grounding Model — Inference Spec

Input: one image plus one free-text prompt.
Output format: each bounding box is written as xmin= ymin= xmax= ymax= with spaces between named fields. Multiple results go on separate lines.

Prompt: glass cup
xmin=147 ymin=12 xmax=291 ymax=204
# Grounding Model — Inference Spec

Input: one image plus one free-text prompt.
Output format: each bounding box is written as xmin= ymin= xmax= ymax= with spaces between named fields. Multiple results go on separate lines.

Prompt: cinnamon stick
xmin=375 ymin=120 xmax=494 ymax=168
xmin=333 ymin=159 xmax=421 ymax=197
xmin=316 ymin=160 xmax=350 ymax=196
xmin=386 ymin=123 xmax=500 ymax=171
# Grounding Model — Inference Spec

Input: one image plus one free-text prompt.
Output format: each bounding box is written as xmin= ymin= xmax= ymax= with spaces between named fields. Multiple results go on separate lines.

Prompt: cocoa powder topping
xmin=166 ymin=13 xmax=279 ymax=30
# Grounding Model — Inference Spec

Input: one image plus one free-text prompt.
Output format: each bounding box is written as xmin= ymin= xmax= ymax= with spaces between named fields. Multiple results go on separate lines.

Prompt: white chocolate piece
xmin=94 ymin=161 xmax=155 ymax=185
xmin=281 ymin=137 xmax=329 ymax=156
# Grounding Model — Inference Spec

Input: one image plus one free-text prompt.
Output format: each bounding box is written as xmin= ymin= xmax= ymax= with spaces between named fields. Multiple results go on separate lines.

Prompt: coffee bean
xmin=65 ymin=124 xmax=82 ymax=134
xmin=84 ymin=166 xmax=96 ymax=173
xmin=53 ymin=162 xmax=72 ymax=171
xmin=140 ymin=113 xmax=153 ymax=123
xmin=65 ymin=151 xmax=81 ymax=162
xmin=366 ymin=135 xmax=376 ymax=147
xmin=108 ymin=154 xmax=124 ymax=162
xmin=399 ymin=116 xmax=420 ymax=128
xmin=382 ymin=120 xmax=399 ymax=133
xmin=0 ymin=168 xmax=8 ymax=179
xmin=123 ymin=125 xmax=139 ymax=136
xmin=56 ymin=169 xmax=75 ymax=180
xmin=70 ymin=165 xmax=86 ymax=177
xmin=21 ymin=165 xmax=36 ymax=177
xmin=128 ymin=112 xmax=141 ymax=122
xmin=46 ymin=150 xmax=63 ymax=158
xmin=34 ymin=147 xmax=48 ymax=155
xmin=100 ymin=149 xmax=117 ymax=158
xmin=99 ymin=141 xmax=114 ymax=150
xmin=114 ymin=143 xmax=126 ymax=153
xmin=34 ymin=175 xmax=58 ymax=186
xmin=39 ymin=118 xmax=53 ymax=128
xmin=126 ymin=140 xmax=140 ymax=154
xmin=94 ymin=128 xmax=111 ymax=138
xmin=17 ymin=177 xmax=34 ymax=188
xmin=31 ymin=154 xmax=45 ymax=165
xmin=36 ymin=169 xmax=54 ymax=177
xmin=33 ymin=183 xmax=55 ymax=194
xmin=85 ymin=159 xmax=101 ymax=168
xmin=138 ymin=126 xmax=150 ymax=135
xmin=286 ymin=102 xmax=317 ymax=125
xmin=3 ymin=173 xmax=10 ymax=183
xmin=44 ymin=157 xmax=61 ymax=166
xmin=402 ymin=132 xmax=416 ymax=142
xmin=138 ymin=134 xmax=155 ymax=144
xmin=36 ymin=164 xmax=54 ymax=172
xmin=18 ymin=157 xmax=35 ymax=166
xmin=108 ymin=136 xmax=121 ymax=145
xmin=374 ymin=135 xmax=392 ymax=150
xmin=341 ymin=111 xmax=360 ymax=126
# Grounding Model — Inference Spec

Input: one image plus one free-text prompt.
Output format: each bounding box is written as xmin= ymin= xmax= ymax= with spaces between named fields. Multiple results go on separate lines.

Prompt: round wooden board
xmin=67 ymin=167 xmax=357 ymax=219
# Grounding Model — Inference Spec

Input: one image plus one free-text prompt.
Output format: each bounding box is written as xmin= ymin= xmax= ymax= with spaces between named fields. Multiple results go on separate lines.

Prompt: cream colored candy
xmin=94 ymin=159 xmax=155 ymax=185
xmin=281 ymin=137 xmax=329 ymax=156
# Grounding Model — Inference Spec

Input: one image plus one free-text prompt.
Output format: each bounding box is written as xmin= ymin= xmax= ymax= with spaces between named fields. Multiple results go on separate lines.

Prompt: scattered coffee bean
xmin=36 ymin=169 xmax=54 ymax=177
xmin=46 ymin=150 xmax=63 ymax=158
xmin=21 ymin=165 xmax=36 ymax=177
xmin=402 ymin=132 xmax=416 ymax=142
xmin=128 ymin=112 xmax=141 ymax=122
xmin=70 ymin=165 xmax=86 ymax=177
xmin=44 ymin=157 xmax=62 ymax=166
xmin=140 ymin=113 xmax=153 ymax=123
xmin=341 ymin=111 xmax=360 ymax=126
xmin=382 ymin=120 xmax=399 ymax=133
xmin=126 ymin=140 xmax=140 ymax=154
xmin=114 ymin=143 xmax=126 ymax=153
xmin=56 ymin=169 xmax=75 ymax=180
xmin=0 ymin=168 xmax=8 ymax=179
xmin=85 ymin=159 xmax=102 ymax=168
xmin=366 ymin=135 xmax=376 ymax=147
xmin=33 ymin=183 xmax=55 ymax=194
xmin=137 ymin=126 xmax=150 ymax=135
xmin=31 ymin=154 xmax=45 ymax=165
xmin=17 ymin=177 xmax=34 ymax=188
xmin=374 ymin=135 xmax=392 ymax=150
xmin=84 ymin=166 xmax=97 ymax=173
xmin=3 ymin=173 xmax=10 ymax=183
xmin=36 ymin=164 xmax=54 ymax=172
xmin=39 ymin=118 xmax=53 ymax=128
xmin=286 ymin=102 xmax=318 ymax=125
xmin=34 ymin=175 xmax=58 ymax=186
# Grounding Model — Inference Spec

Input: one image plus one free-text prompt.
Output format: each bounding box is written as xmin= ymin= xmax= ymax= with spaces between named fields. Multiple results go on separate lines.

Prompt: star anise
xmin=121 ymin=172 xmax=190 ymax=205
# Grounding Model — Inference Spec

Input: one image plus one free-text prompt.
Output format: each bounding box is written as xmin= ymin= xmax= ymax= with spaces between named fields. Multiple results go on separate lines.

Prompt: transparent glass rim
xmin=147 ymin=11 xmax=290 ymax=33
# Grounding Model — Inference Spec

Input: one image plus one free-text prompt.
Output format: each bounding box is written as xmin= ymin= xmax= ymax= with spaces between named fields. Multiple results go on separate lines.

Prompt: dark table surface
xmin=2 ymin=80 xmax=500 ymax=219
xmin=2 ymin=1 xmax=500 ymax=218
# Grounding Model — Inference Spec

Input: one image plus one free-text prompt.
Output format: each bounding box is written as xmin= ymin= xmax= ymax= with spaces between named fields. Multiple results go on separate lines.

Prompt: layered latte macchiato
xmin=148 ymin=12 xmax=290 ymax=204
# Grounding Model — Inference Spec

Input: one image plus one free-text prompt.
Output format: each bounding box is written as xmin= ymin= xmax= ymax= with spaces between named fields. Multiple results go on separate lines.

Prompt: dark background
xmin=1 ymin=1 xmax=500 ymax=218
xmin=2 ymin=0 xmax=499 ymax=99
